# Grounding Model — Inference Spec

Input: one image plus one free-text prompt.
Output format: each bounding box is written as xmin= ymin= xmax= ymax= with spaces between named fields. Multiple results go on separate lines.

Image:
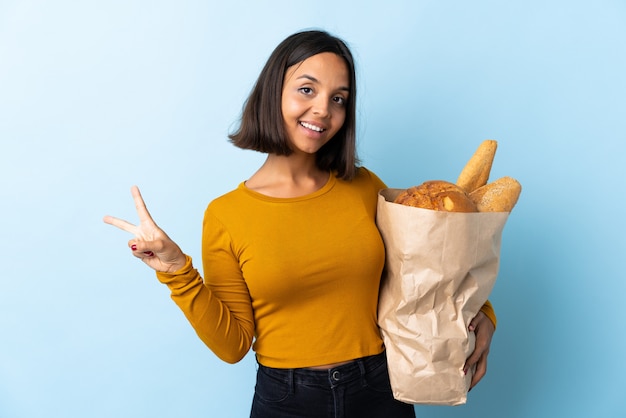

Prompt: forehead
xmin=284 ymin=52 xmax=350 ymax=88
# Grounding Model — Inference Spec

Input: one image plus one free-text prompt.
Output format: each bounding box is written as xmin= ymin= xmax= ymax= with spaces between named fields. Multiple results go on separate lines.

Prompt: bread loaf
xmin=394 ymin=180 xmax=478 ymax=213
xmin=469 ymin=176 xmax=522 ymax=212
xmin=456 ymin=140 xmax=497 ymax=193
xmin=394 ymin=140 xmax=521 ymax=213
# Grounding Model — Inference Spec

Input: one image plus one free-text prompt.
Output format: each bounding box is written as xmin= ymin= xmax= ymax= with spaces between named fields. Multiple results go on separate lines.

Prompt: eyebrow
xmin=297 ymin=74 xmax=350 ymax=92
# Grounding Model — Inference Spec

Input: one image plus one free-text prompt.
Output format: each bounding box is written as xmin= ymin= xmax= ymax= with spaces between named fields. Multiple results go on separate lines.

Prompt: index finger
xmin=131 ymin=185 xmax=156 ymax=225
xmin=102 ymin=214 xmax=139 ymax=235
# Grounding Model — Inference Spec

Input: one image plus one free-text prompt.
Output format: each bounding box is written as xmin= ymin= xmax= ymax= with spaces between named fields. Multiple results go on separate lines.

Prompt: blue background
xmin=1 ymin=1 xmax=624 ymax=417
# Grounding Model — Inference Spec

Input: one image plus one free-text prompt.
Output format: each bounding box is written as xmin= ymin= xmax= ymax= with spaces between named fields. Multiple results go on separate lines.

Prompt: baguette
xmin=456 ymin=140 xmax=498 ymax=193
xmin=469 ymin=176 xmax=522 ymax=212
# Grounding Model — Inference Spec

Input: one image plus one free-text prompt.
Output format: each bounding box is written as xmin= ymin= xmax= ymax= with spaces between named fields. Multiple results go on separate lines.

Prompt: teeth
xmin=301 ymin=122 xmax=324 ymax=132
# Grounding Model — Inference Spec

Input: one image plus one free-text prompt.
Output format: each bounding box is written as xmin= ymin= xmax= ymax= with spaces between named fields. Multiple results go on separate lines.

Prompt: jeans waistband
xmin=257 ymin=351 xmax=387 ymax=386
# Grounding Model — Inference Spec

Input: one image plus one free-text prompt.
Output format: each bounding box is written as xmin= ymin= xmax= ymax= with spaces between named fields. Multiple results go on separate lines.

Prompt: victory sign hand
xmin=103 ymin=186 xmax=187 ymax=273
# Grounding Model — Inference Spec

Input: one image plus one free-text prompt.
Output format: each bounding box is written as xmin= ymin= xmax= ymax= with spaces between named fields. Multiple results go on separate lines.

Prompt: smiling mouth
xmin=300 ymin=121 xmax=326 ymax=133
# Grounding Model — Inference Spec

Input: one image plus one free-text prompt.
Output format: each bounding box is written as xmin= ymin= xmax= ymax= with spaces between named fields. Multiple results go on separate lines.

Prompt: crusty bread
xmin=469 ymin=176 xmax=522 ymax=212
xmin=456 ymin=140 xmax=498 ymax=193
xmin=394 ymin=180 xmax=478 ymax=213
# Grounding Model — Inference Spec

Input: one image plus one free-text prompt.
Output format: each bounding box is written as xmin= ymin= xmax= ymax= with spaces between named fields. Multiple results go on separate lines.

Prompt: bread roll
xmin=456 ymin=140 xmax=498 ymax=193
xmin=469 ymin=176 xmax=522 ymax=212
xmin=394 ymin=180 xmax=478 ymax=213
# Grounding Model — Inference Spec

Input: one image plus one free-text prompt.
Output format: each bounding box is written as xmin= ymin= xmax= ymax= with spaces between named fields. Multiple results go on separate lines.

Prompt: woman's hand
xmin=103 ymin=186 xmax=187 ymax=273
xmin=464 ymin=310 xmax=496 ymax=389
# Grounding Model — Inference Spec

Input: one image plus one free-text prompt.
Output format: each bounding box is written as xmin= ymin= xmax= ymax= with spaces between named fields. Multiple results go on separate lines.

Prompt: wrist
xmin=166 ymin=254 xmax=191 ymax=274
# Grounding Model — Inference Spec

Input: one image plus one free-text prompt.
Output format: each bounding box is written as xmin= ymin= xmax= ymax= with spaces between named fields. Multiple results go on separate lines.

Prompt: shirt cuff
xmin=479 ymin=300 xmax=497 ymax=329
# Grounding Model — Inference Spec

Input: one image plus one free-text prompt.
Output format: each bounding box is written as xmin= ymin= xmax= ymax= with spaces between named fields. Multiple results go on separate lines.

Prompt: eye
xmin=333 ymin=96 xmax=346 ymax=106
xmin=299 ymin=87 xmax=313 ymax=95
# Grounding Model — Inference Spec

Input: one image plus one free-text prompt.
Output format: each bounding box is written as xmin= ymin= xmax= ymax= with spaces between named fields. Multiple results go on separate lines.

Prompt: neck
xmin=262 ymin=153 xmax=320 ymax=177
xmin=245 ymin=154 xmax=330 ymax=198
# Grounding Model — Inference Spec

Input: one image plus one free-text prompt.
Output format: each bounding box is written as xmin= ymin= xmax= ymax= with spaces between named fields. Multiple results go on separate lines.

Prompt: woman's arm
xmin=104 ymin=186 xmax=254 ymax=363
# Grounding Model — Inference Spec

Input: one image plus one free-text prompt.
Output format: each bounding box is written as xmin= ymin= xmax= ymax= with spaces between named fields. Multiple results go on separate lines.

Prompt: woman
xmin=104 ymin=30 xmax=495 ymax=418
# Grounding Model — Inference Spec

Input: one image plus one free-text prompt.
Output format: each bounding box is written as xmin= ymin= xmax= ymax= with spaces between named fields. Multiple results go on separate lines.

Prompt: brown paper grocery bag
xmin=376 ymin=188 xmax=509 ymax=405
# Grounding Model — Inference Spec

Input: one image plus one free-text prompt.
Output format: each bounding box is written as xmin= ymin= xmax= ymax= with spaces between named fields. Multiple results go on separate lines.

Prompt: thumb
xmin=468 ymin=311 xmax=485 ymax=332
xmin=128 ymin=240 xmax=154 ymax=257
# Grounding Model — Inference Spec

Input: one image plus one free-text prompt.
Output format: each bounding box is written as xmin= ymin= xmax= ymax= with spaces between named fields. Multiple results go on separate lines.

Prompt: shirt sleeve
xmin=155 ymin=209 xmax=255 ymax=364
xmin=359 ymin=166 xmax=388 ymax=190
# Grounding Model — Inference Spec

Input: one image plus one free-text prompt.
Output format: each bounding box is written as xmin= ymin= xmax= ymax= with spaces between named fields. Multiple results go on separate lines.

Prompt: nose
xmin=312 ymin=96 xmax=331 ymax=118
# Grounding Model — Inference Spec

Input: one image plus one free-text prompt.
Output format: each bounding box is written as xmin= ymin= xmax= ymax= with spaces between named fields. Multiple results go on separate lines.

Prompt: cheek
xmin=333 ymin=110 xmax=347 ymax=131
xmin=282 ymin=101 xmax=297 ymax=116
xmin=281 ymin=91 xmax=305 ymax=115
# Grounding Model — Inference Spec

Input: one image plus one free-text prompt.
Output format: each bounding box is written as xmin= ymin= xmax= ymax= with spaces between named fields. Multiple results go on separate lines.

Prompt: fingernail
xmin=143 ymin=251 xmax=154 ymax=257
xmin=131 ymin=244 xmax=137 ymax=251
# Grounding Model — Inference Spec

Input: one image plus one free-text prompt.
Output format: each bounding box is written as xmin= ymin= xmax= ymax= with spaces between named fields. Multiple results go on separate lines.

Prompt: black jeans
xmin=250 ymin=351 xmax=416 ymax=418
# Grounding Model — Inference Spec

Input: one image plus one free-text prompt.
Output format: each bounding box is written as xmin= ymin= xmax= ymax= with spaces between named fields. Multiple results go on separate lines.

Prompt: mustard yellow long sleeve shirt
xmin=156 ymin=167 xmax=496 ymax=368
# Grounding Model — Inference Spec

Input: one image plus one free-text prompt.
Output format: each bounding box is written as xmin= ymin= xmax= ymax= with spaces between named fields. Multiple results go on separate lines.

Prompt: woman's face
xmin=281 ymin=52 xmax=349 ymax=156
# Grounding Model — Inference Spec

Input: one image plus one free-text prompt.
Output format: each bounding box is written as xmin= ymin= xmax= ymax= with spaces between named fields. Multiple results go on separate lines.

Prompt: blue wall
xmin=1 ymin=1 xmax=624 ymax=417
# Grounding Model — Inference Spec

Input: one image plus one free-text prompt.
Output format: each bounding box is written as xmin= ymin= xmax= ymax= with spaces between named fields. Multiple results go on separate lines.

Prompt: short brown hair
xmin=229 ymin=30 xmax=359 ymax=180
